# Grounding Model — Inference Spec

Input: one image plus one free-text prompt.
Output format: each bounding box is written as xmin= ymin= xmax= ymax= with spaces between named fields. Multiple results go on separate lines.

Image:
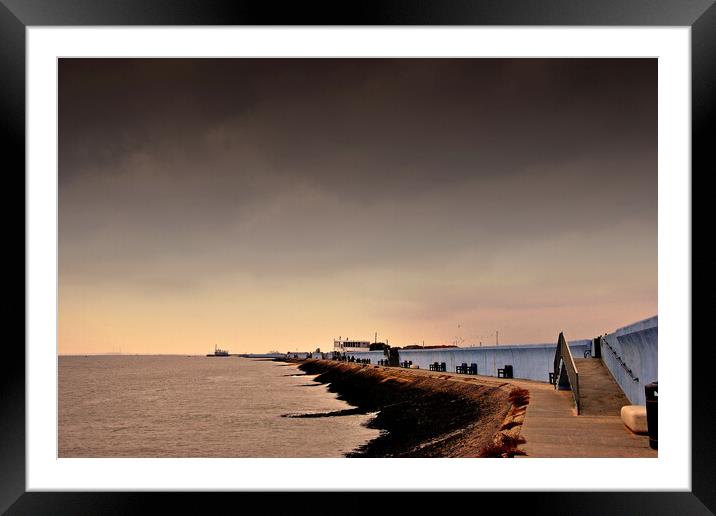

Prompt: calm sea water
xmin=59 ymin=355 xmax=379 ymax=457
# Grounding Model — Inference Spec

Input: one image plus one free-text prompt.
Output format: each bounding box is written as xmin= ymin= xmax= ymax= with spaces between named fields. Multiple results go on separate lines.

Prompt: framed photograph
xmin=4 ymin=0 xmax=711 ymax=513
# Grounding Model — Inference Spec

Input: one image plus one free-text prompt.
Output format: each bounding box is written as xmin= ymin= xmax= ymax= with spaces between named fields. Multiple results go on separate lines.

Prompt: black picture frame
xmin=2 ymin=1 xmax=712 ymax=514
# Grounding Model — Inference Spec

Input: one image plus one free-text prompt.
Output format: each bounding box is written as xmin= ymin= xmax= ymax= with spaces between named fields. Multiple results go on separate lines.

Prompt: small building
xmin=333 ymin=338 xmax=371 ymax=353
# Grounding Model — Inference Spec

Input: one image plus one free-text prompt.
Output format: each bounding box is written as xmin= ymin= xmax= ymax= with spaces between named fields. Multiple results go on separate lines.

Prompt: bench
xmin=497 ymin=365 xmax=513 ymax=378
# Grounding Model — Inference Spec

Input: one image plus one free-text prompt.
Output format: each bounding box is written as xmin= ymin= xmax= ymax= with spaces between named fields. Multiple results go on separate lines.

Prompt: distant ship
xmin=207 ymin=344 xmax=230 ymax=357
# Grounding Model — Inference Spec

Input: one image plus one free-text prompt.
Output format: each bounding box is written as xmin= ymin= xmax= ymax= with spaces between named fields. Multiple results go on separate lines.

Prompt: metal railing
xmin=553 ymin=332 xmax=581 ymax=414
xmin=600 ymin=336 xmax=639 ymax=382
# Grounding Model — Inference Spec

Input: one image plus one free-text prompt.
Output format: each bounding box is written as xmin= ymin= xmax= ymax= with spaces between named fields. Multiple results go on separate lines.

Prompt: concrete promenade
xmin=514 ymin=379 xmax=656 ymax=458
xmin=371 ymin=364 xmax=656 ymax=458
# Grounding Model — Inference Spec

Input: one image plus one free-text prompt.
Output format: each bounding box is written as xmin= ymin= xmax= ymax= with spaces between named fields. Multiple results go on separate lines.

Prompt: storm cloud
xmin=59 ymin=58 xmax=656 ymax=354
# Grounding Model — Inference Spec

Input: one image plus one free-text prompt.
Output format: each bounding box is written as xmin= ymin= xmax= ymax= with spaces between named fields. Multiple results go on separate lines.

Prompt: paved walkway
xmin=514 ymin=377 xmax=656 ymax=458
xmin=373 ymin=361 xmax=656 ymax=458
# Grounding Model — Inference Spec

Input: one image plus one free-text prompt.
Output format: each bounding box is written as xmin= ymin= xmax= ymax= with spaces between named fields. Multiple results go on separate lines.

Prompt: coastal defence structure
xmin=293 ymin=315 xmax=658 ymax=457
xmin=399 ymin=341 xmax=591 ymax=383
xmin=340 ymin=316 xmax=657 ymax=395
xmin=600 ymin=316 xmax=658 ymax=405
xmin=344 ymin=341 xmax=590 ymax=383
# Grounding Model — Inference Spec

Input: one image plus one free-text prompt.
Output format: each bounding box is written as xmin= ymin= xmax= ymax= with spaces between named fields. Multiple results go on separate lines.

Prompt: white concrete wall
xmin=601 ymin=316 xmax=658 ymax=405
xmin=397 ymin=340 xmax=591 ymax=383
xmin=325 ymin=316 xmax=658 ymax=399
xmin=343 ymin=350 xmax=385 ymax=363
xmin=286 ymin=352 xmax=310 ymax=359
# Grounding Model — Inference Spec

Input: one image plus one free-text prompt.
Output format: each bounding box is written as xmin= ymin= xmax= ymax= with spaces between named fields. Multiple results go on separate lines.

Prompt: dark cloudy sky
xmin=58 ymin=58 xmax=657 ymax=354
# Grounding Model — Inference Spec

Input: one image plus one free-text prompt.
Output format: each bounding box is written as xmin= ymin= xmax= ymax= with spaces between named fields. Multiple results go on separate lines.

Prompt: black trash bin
xmin=504 ymin=365 xmax=514 ymax=378
xmin=645 ymin=382 xmax=658 ymax=450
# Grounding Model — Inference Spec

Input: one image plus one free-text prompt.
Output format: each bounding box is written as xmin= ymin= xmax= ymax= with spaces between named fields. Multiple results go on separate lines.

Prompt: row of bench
xmin=455 ymin=363 xmax=514 ymax=378
xmin=456 ymin=363 xmax=478 ymax=375
xmin=337 ymin=356 xmax=371 ymax=364
xmin=372 ymin=358 xmax=514 ymax=379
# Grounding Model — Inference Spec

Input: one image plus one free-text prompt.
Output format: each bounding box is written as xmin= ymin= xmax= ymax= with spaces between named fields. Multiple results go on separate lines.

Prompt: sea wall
xmin=343 ymin=342 xmax=591 ymax=383
xmin=601 ymin=316 xmax=658 ymax=405
xmin=384 ymin=340 xmax=590 ymax=383
xmin=331 ymin=316 xmax=657 ymax=394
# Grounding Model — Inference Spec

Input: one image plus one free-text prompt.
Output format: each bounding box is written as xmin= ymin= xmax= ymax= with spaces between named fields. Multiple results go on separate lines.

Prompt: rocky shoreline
xmin=296 ymin=360 xmax=528 ymax=457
